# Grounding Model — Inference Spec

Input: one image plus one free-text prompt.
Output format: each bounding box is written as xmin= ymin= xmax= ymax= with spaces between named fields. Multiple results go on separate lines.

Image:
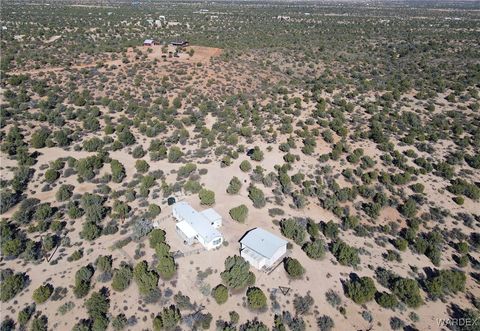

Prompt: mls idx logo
xmin=437 ymin=318 xmax=479 ymax=327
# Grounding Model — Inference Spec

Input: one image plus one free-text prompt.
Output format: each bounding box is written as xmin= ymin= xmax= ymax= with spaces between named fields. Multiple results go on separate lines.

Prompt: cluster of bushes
xmin=154 ymin=235 xmax=177 ymax=281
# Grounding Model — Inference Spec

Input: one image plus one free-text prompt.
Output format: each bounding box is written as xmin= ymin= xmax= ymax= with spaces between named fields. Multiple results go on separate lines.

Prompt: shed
xmin=171 ymin=40 xmax=189 ymax=47
xmin=240 ymin=228 xmax=288 ymax=270
xmin=144 ymin=39 xmax=155 ymax=46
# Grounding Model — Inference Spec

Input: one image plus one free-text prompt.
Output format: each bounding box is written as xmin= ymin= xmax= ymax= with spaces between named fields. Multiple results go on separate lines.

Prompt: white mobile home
xmin=172 ymin=202 xmax=223 ymax=250
xmin=240 ymin=228 xmax=288 ymax=270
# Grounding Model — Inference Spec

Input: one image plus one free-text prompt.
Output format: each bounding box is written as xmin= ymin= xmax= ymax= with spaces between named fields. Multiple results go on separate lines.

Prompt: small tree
xmin=248 ymin=185 xmax=266 ymax=208
xmin=199 ymin=189 xmax=215 ymax=206
xmin=227 ymin=176 xmax=242 ymax=194
xmin=212 ymin=284 xmax=228 ymax=304
xmin=33 ymin=284 xmax=53 ymax=304
xmin=153 ymin=305 xmax=181 ymax=330
xmin=229 ymin=205 xmax=248 ymax=223
xmin=284 ymin=257 xmax=305 ymax=279
xmin=240 ymin=160 xmax=252 ymax=172
xmin=246 ymin=287 xmax=267 ymax=310
xmin=345 ymin=276 xmax=377 ymax=304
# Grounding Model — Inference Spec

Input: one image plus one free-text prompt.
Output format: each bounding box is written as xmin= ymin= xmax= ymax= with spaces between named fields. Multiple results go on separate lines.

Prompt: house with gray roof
xmin=240 ymin=228 xmax=288 ymax=270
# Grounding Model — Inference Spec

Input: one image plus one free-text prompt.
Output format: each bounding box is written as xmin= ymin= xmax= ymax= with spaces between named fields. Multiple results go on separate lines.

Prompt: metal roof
xmin=144 ymin=39 xmax=154 ymax=43
xmin=176 ymin=220 xmax=197 ymax=239
xmin=173 ymin=202 xmax=222 ymax=243
xmin=240 ymin=228 xmax=288 ymax=259
xmin=200 ymin=208 xmax=222 ymax=222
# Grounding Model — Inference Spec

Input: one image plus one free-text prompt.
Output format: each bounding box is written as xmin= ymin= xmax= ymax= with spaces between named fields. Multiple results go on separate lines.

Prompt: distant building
xmin=172 ymin=202 xmax=223 ymax=250
xmin=240 ymin=228 xmax=288 ymax=270
xmin=171 ymin=40 xmax=189 ymax=47
xmin=143 ymin=39 xmax=155 ymax=46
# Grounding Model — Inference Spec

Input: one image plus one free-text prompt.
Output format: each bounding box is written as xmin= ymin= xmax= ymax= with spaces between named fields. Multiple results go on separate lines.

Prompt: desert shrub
xmin=112 ymin=264 xmax=133 ymax=292
xmin=18 ymin=304 xmax=35 ymax=326
xmin=110 ymin=160 xmax=126 ymax=183
xmin=168 ymin=146 xmax=183 ymax=163
xmin=317 ymin=315 xmax=334 ymax=331
xmin=325 ymin=289 xmax=342 ymax=307
xmin=177 ymin=163 xmax=196 ymax=178
xmin=149 ymin=229 xmax=166 ymax=248
xmin=375 ymin=291 xmax=398 ymax=309
xmin=302 ymin=239 xmax=326 ymax=259
xmin=249 ymin=146 xmax=264 ymax=161
xmin=220 ymin=255 xmax=255 ymax=290
xmin=229 ymin=205 xmax=248 ymax=223
xmin=345 ymin=276 xmax=376 ymax=304
xmin=96 ymin=255 xmax=112 ymax=273
xmin=30 ymin=128 xmax=50 ymax=148
xmin=399 ymin=197 xmax=417 ymax=218
xmin=284 ymin=257 xmax=305 ymax=279
xmin=293 ymin=293 xmax=314 ymax=315
xmin=30 ymin=315 xmax=48 ymax=331
xmin=246 ymin=287 xmax=267 ymax=310
xmin=321 ymin=221 xmax=339 ymax=239
xmin=73 ymin=265 xmax=94 ymax=298
xmin=212 ymin=284 xmax=228 ymax=304
xmin=447 ymin=178 xmax=480 ymax=200
xmin=227 ymin=176 xmax=242 ymax=194
xmin=56 ymin=184 xmax=74 ymax=201
xmin=112 ymin=314 xmax=128 ymax=331
xmin=157 ymin=253 xmax=176 ymax=280
xmin=33 ymin=283 xmax=53 ymax=304
xmin=392 ymin=278 xmax=423 ymax=308
xmin=280 ymin=218 xmax=305 ymax=244
xmin=147 ymin=204 xmax=161 ymax=219
xmin=44 ymin=169 xmax=59 ymax=183
xmin=153 ymin=305 xmax=181 ymax=330
xmin=135 ymin=160 xmax=150 ymax=173
xmin=133 ymin=261 xmax=159 ymax=295
xmin=248 ymin=185 xmax=266 ymax=208
xmin=330 ymin=240 xmax=360 ymax=267
xmin=0 ymin=270 xmax=27 ymax=302
xmin=240 ymin=160 xmax=252 ymax=172
xmin=198 ymin=189 xmax=215 ymax=205
xmin=424 ymin=269 xmax=466 ymax=299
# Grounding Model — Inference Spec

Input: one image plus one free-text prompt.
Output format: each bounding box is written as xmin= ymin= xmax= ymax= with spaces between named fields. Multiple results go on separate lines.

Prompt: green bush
xmin=345 ymin=276 xmax=376 ymax=304
xmin=281 ymin=219 xmax=305 ymax=245
xmin=302 ymin=239 xmax=326 ymax=259
xmin=44 ymin=169 xmax=59 ymax=183
xmin=330 ymin=240 xmax=360 ymax=267
xmin=133 ymin=261 xmax=159 ymax=295
xmin=229 ymin=205 xmax=248 ymax=223
xmin=392 ymin=278 xmax=423 ymax=308
xmin=227 ymin=176 xmax=242 ymax=194
xmin=220 ymin=255 xmax=255 ymax=290
xmin=0 ymin=271 xmax=27 ymax=302
xmin=375 ymin=291 xmax=398 ymax=309
xmin=56 ymin=184 xmax=74 ymax=202
xmin=135 ymin=160 xmax=150 ymax=173
xmin=212 ymin=284 xmax=228 ymax=304
xmin=246 ymin=287 xmax=267 ymax=310
xmin=153 ymin=305 xmax=181 ymax=330
xmin=168 ymin=146 xmax=183 ymax=163
xmin=240 ymin=160 xmax=252 ymax=172
xmin=284 ymin=257 xmax=305 ymax=279
xmin=112 ymin=264 xmax=133 ymax=292
xmin=248 ymin=185 xmax=266 ymax=208
xmin=198 ymin=189 xmax=215 ymax=205
xmin=33 ymin=284 xmax=53 ymax=304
